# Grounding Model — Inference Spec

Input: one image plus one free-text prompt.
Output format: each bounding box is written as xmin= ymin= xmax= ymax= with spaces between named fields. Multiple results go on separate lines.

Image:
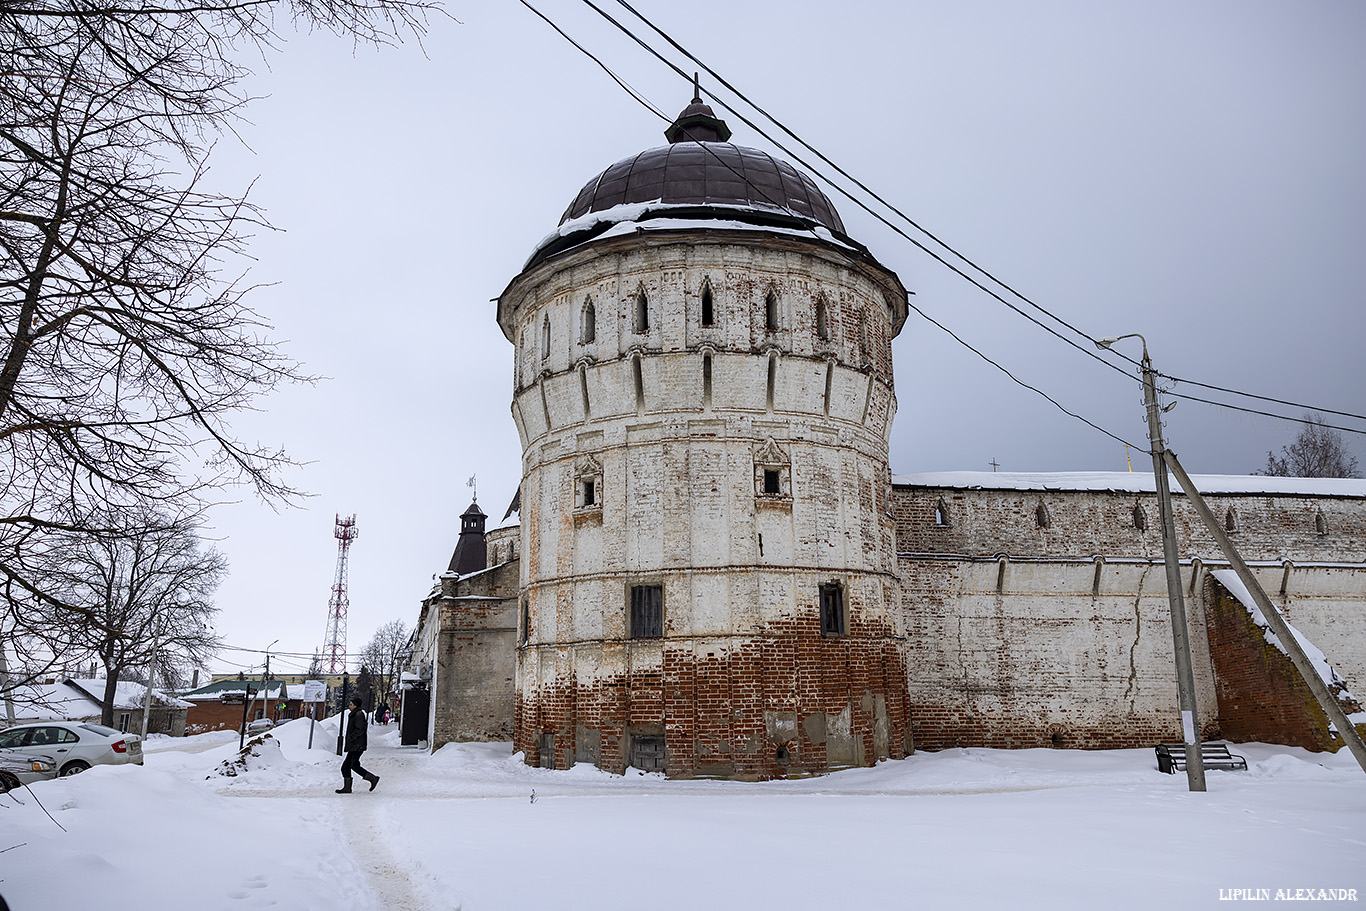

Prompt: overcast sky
xmin=197 ymin=0 xmax=1366 ymax=677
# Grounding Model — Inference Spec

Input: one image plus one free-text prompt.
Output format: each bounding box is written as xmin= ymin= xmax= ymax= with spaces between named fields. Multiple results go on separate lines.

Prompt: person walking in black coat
xmin=336 ymin=696 xmax=379 ymax=793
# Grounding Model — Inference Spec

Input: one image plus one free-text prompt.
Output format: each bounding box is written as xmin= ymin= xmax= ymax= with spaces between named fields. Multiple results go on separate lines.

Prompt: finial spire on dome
xmin=665 ymin=76 xmax=732 ymax=144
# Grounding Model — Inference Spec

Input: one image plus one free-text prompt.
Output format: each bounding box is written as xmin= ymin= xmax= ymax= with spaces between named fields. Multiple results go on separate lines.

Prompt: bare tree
xmin=45 ymin=508 xmax=225 ymax=725
xmin=0 ymin=0 xmax=434 ymax=692
xmin=1258 ymin=413 xmax=1361 ymax=479
xmin=358 ymin=618 xmax=408 ymax=708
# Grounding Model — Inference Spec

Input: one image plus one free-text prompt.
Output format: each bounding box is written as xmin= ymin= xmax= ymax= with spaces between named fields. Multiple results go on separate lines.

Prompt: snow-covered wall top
xmin=893 ymin=471 xmax=1366 ymax=498
xmin=1209 ymin=570 xmax=1360 ymax=716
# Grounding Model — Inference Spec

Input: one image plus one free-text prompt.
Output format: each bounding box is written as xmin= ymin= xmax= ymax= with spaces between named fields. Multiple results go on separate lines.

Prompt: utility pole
xmin=262 ymin=650 xmax=272 ymax=724
xmin=1097 ymin=334 xmax=1206 ymax=792
xmin=239 ymin=679 xmax=253 ymax=752
xmin=1164 ymin=451 xmax=1366 ymax=776
xmin=139 ymin=625 xmax=159 ymax=740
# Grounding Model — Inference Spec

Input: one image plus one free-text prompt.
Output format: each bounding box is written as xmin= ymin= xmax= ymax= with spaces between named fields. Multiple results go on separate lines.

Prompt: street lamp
xmin=1096 ymin=333 xmax=1206 ymax=792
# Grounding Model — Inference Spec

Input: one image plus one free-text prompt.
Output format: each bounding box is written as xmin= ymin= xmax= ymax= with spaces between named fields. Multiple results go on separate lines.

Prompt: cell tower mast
xmin=322 ymin=514 xmax=358 ymax=675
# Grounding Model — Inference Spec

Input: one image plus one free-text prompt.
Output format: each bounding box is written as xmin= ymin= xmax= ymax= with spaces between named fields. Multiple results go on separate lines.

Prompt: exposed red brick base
xmin=516 ymin=622 xmax=910 ymax=779
xmin=1204 ymin=577 xmax=1362 ymax=752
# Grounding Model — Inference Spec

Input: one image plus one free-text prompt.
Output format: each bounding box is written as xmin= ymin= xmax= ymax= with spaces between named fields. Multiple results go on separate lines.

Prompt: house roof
xmin=66 ymin=679 xmax=192 ymax=710
xmin=1 ymin=678 xmax=189 ymax=722
xmin=2 ymin=682 xmax=102 ymax=720
xmin=180 ymin=679 xmax=293 ymax=702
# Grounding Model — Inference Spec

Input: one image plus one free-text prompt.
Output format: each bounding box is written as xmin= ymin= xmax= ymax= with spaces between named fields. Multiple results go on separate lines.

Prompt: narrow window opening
xmin=541 ymin=313 xmax=551 ymax=360
xmin=635 ymin=290 xmax=649 ymax=333
xmin=815 ymin=295 xmax=828 ymax=340
xmin=822 ymin=360 xmax=834 ymax=416
xmin=581 ymin=298 xmax=596 ymax=344
xmin=629 ymin=584 xmax=663 ymax=639
xmin=700 ymin=283 xmax=714 ymax=327
xmin=757 ymin=533 xmax=764 ymax=557
xmin=1225 ymin=507 xmax=1239 ymax=533
xmin=766 ymin=354 xmax=776 ymax=411
xmin=934 ymin=498 xmax=950 ymax=527
xmin=765 ymin=288 xmax=778 ymax=331
xmin=520 ymin=597 xmax=530 ymax=644
xmin=857 ymin=310 xmax=869 ymax=364
xmin=763 ymin=469 xmax=781 ymax=495
xmin=702 ymin=353 xmax=713 ymax=406
xmin=579 ymin=365 xmax=591 ymax=417
xmin=1133 ymin=503 xmax=1147 ymax=531
xmin=1035 ymin=502 xmax=1050 ymax=528
xmin=582 ymin=478 xmax=596 ymax=507
xmin=820 ymin=582 xmax=846 ymax=636
xmin=632 ymin=355 xmax=644 ymax=411
xmin=1315 ymin=510 xmax=1327 ymax=535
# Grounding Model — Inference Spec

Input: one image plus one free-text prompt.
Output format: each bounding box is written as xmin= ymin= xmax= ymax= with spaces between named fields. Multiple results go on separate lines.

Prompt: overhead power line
xmin=590 ymin=0 xmax=1366 ymax=436
xmin=518 ymin=0 xmax=1144 ymax=450
xmin=517 ymin=0 xmax=1363 ymax=449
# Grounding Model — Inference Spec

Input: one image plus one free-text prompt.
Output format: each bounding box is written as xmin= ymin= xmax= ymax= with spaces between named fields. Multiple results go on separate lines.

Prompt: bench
xmin=1155 ymin=742 xmax=1248 ymax=774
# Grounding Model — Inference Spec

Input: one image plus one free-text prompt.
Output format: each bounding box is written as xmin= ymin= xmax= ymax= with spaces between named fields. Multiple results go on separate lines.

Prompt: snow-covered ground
xmin=2 ymin=717 xmax=1362 ymax=910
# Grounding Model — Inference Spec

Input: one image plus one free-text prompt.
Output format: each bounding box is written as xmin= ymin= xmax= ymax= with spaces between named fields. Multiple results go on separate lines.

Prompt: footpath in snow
xmin=1 ymin=716 xmax=1363 ymax=911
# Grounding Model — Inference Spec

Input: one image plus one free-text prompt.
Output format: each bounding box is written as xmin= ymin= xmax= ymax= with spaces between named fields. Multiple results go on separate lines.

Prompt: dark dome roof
xmin=558 ymin=89 xmax=844 ymax=234
xmin=559 ymin=142 xmax=846 ymax=234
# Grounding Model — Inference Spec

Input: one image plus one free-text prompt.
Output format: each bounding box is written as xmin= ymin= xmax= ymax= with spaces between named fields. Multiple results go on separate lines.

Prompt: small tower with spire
xmin=447 ymin=500 xmax=488 ymax=575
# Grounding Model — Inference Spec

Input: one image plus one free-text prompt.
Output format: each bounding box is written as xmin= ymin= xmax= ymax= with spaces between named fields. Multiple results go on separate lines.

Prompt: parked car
xmin=0 ymin=722 xmax=142 ymax=777
xmin=244 ymin=718 xmax=275 ymax=734
xmin=0 ymin=747 xmax=58 ymax=791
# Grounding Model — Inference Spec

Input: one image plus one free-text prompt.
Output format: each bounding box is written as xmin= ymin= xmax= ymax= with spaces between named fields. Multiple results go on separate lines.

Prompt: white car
xmin=0 ymin=721 xmax=143 ymax=777
xmin=0 ymin=747 xmax=58 ymax=790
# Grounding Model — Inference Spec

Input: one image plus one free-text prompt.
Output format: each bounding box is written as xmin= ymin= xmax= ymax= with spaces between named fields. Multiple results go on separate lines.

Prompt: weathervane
xmin=467 ymin=474 xmax=477 ymax=503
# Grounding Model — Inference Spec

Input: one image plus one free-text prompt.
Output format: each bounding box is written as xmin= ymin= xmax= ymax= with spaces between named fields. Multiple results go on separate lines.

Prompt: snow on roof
xmin=892 ymin=470 xmax=1366 ymax=498
xmin=68 ymin=678 xmax=192 ymax=710
xmin=525 ymin=202 xmax=855 ymax=270
xmin=446 ymin=563 xmax=505 ymax=583
xmin=1 ymin=678 xmax=190 ymax=721
xmin=2 ymin=682 xmax=102 ymax=720
xmin=181 ymin=682 xmax=290 ymax=702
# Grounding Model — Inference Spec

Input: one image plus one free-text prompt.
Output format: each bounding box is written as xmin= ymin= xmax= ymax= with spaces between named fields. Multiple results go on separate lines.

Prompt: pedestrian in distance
xmin=336 ymin=696 xmax=379 ymax=793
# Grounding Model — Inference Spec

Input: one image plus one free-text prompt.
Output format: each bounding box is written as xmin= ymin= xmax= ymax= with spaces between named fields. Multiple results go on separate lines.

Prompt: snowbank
xmin=2 ymin=730 xmax=1362 ymax=911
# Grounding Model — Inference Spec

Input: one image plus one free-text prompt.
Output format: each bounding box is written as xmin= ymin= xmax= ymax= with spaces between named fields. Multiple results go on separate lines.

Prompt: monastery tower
xmin=497 ymin=92 xmax=912 ymax=777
